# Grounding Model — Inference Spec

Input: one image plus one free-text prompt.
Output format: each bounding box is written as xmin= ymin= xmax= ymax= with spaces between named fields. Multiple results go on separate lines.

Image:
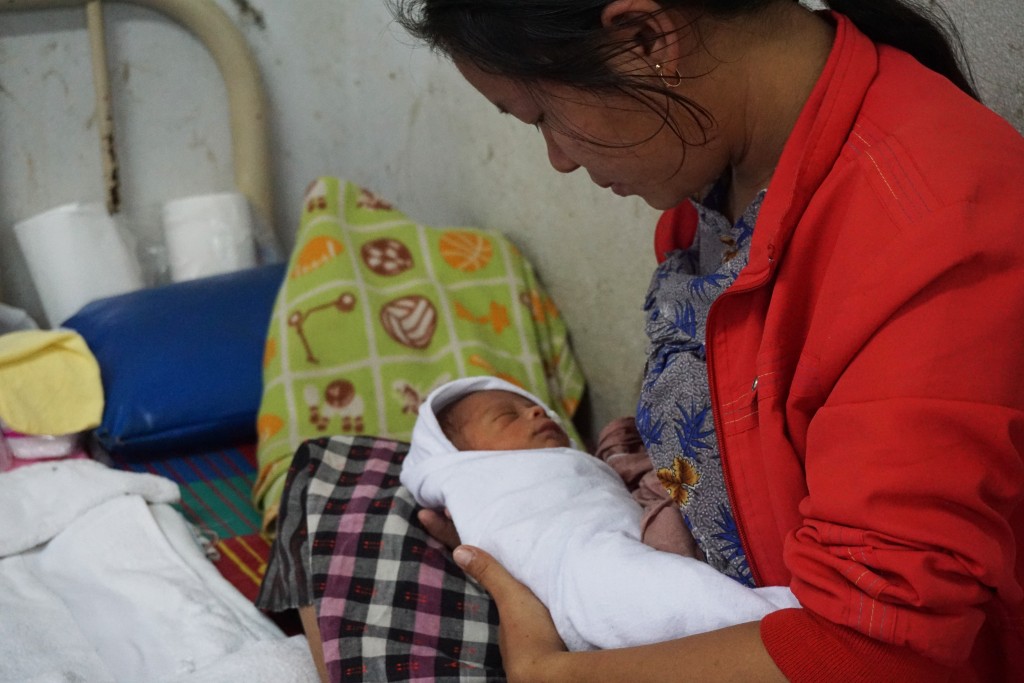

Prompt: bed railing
xmin=0 ymin=0 xmax=275 ymax=244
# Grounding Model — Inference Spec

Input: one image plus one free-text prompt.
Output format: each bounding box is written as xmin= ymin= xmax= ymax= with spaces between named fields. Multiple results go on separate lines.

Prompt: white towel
xmin=0 ymin=458 xmax=178 ymax=556
xmin=35 ymin=496 xmax=282 ymax=682
xmin=168 ymin=636 xmax=319 ymax=683
xmin=0 ymin=460 xmax=319 ymax=683
xmin=0 ymin=550 xmax=116 ymax=683
xmin=402 ymin=376 xmax=800 ymax=651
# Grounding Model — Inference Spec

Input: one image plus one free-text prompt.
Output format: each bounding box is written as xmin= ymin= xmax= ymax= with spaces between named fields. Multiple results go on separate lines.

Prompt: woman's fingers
xmin=417 ymin=508 xmax=461 ymax=549
xmin=453 ymin=545 xmax=568 ymax=682
xmin=452 ymin=545 xmax=517 ymax=598
xmin=454 ymin=546 xmax=556 ymax=633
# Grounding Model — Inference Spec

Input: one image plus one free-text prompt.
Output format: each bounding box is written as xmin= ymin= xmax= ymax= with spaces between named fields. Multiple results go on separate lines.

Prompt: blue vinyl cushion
xmin=63 ymin=263 xmax=286 ymax=457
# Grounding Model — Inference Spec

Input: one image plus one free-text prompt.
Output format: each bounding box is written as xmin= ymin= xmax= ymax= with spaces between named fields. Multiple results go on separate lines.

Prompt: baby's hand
xmin=417 ymin=508 xmax=461 ymax=550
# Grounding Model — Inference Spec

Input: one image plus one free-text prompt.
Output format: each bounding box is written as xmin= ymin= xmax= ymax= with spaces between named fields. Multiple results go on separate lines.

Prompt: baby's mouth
xmin=534 ymin=421 xmax=563 ymax=439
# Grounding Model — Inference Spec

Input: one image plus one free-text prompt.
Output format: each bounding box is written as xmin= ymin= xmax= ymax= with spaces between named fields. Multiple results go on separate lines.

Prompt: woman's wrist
xmin=544 ymin=651 xmax=585 ymax=683
xmin=531 ymin=622 xmax=787 ymax=683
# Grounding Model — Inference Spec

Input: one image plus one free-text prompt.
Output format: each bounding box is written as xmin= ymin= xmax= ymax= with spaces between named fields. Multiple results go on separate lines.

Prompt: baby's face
xmin=447 ymin=390 xmax=570 ymax=451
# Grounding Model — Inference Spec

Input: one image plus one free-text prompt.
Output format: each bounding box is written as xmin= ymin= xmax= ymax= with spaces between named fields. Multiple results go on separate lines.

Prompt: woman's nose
xmin=542 ymin=128 xmax=579 ymax=174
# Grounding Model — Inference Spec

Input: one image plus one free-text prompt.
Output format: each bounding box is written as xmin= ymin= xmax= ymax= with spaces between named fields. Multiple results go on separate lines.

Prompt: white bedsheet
xmin=0 ymin=459 xmax=318 ymax=683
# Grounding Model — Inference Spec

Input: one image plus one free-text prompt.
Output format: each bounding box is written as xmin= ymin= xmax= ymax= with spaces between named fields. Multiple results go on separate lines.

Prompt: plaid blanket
xmin=257 ymin=435 xmax=504 ymax=682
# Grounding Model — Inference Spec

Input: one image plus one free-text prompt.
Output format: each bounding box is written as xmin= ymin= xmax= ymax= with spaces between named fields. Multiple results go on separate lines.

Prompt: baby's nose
xmin=526 ymin=404 xmax=545 ymax=418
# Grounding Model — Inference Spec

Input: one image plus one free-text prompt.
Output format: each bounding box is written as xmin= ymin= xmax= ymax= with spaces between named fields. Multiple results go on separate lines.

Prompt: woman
xmin=390 ymin=1 xmax=1024 ymax=680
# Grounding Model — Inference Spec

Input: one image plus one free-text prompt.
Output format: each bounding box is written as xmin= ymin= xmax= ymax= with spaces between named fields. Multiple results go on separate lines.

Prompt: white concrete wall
xmin=1 ymin=0 xmax=1021 ymax=438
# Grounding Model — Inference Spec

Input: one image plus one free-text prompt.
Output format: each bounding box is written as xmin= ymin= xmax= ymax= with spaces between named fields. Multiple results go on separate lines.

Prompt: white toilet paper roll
xmin=14 ymin=202 xmax=144 ymax=327
xmin=163 ymin=192 xmax=257 ymax=282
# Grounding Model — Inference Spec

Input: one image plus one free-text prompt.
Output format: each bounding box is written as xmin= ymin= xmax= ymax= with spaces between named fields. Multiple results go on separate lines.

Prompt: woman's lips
xmin=598 ymin=180 xmax=628 ymax=196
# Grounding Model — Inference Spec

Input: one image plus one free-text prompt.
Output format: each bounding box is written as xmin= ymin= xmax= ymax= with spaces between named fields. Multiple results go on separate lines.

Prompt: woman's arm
xmin=298 ymin=604 xmax=329 ymax=683
xmin=452 ymin=545 xmax=788 ymax=683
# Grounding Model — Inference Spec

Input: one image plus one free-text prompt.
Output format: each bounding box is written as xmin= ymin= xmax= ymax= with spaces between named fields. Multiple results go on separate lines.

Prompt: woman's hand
xmin=417 ymin=508 xmax=461 ymax=549
xmin=453 ymin=545 xmax=568 ymax=683
xmin=418 ymin=512 xmax=571 ymax=681
xmin=454 ymin=546 xmax=788 ymax=683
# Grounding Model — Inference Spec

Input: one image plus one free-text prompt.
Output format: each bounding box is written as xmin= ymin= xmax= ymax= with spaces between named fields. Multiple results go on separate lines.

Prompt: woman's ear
xmin=600 ymin=0 xmax=684 ymax=65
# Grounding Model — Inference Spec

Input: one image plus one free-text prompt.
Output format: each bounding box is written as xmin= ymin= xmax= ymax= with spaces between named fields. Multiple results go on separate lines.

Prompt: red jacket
xmin=655 ymin=14 xmax=1024 ymax=682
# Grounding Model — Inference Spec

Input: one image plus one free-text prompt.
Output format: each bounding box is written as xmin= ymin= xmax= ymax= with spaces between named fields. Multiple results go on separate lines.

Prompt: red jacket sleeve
xmin=762 ymin=609 xmax=952 ymax=682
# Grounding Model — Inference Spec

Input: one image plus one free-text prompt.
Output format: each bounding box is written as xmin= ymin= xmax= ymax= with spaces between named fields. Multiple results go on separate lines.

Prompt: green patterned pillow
xmin=254 ymin=178 xmax=585 ymax=528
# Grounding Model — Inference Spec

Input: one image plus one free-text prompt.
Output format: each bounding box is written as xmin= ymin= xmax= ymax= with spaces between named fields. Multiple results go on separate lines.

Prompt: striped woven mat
xmin=108 ymin=442 xmax=270 ymax=603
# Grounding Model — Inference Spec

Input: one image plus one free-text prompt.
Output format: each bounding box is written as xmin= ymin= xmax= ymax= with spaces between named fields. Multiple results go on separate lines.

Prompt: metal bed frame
xmin=0 ymin=0 xmax=275 ymax=242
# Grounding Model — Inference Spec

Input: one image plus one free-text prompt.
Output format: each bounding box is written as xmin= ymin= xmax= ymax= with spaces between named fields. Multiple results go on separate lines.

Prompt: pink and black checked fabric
xmin=258 ymin=435 xmax=504 ymax=682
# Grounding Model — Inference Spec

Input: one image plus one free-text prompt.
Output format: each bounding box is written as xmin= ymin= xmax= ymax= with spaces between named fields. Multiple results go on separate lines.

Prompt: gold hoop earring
xmin=654 ymin=62 xmax=683 ymax=89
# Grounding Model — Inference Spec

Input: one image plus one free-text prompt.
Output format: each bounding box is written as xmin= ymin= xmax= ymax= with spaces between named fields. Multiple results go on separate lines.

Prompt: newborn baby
xmin=400 ymin=376 xmax=798 ymax=651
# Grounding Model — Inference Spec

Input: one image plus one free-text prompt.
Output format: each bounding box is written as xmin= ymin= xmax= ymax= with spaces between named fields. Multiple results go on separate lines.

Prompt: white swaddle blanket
xmin=401 ymin=376 xmax=799 ymax=651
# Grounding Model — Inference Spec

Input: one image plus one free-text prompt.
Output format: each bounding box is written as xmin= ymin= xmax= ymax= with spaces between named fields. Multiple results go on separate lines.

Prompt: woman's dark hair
xmin=389 ymin=0 xmax=979 ymax=102
xmin=827 ymin=0 xmax=977 ymax=99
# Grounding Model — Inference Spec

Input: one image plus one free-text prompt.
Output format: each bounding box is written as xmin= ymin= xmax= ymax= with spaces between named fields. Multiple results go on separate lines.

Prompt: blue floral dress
xmin=637 ymin=186 xmax=764 ymax=587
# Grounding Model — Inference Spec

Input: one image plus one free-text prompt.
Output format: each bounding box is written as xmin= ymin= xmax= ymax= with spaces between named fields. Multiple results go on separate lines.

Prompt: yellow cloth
xmin=0 ymin=330 xmax=103 ymax=435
